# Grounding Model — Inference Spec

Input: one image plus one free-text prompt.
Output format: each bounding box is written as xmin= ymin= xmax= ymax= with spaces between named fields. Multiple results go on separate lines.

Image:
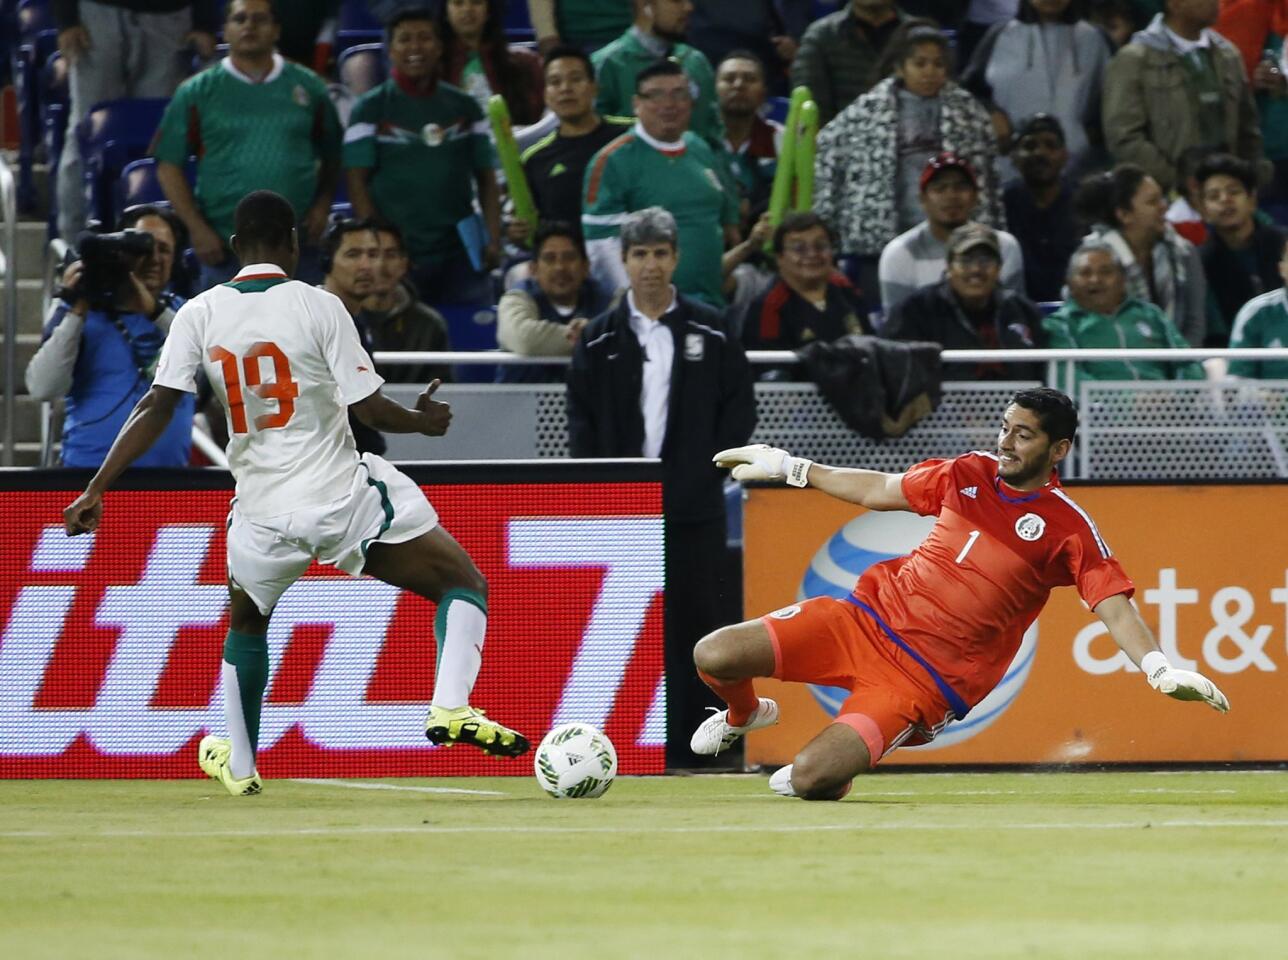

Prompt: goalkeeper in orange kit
xmin=692 ymin=388 xmax=1229 ymax=800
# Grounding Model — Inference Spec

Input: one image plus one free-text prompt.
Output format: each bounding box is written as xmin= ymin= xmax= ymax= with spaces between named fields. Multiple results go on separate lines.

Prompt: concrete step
xmin=12 ymin=221 xmax=50 ymax=280
xmin=7 ymin=393 xmax=54 ymax=447
xmin=10 ymin=278 xmax=48 ymax=335
xmin=0 ymin=333 xmax=42 ymax=393
xmin=2 ymin=443 xmax=47 ymax=467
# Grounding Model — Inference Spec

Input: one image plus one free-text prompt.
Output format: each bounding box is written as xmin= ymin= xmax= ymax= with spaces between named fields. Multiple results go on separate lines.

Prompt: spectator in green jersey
xmin=528 ymin=0 xmax=634 ymax=56
xmin=591 ymin=0 xmax=723 ymax=144
xmin=1228 ymin=243 xmax=1288 ymax=380
xmin=155 ymin=0 xmax=341 ymax=291
xmin=344 ymin=7 xmax=502 ymax=307
xmin=581 ymin=59 xmax=742 ymax=306
xmin=1042 ymin=238 xmax=1205 ymax=393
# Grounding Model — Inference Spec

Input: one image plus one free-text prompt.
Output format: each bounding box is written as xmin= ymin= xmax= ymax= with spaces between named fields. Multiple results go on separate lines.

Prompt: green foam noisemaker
xmin=488 ymin=94 xmax=538 ymax=244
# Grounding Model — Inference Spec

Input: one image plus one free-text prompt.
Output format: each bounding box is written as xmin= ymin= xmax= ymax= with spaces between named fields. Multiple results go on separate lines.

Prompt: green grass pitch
xmin=2 ymin=770 xmax=1286 ymax=959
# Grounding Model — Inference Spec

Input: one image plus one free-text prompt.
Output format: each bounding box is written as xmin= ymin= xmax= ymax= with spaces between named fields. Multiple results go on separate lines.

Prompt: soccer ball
xmin=534 ymin=723 xmax=617 ymax=799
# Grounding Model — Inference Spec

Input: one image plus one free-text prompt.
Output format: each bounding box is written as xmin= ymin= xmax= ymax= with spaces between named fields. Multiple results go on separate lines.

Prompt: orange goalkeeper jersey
xmin=851 ymin=452 xmax=1134 ymax=716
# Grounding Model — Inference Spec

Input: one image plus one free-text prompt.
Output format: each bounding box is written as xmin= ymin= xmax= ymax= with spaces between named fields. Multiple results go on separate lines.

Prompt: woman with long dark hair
xmin=1073 ymin=163 xmax=1207 ymax=345
xmin=438 ymin=0 xmax=545 ymax=124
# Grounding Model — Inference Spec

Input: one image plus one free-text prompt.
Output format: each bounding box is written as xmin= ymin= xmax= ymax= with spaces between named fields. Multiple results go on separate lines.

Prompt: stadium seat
xmin=116 ymin=158 xmax=170 ymax=218
xmin=436 ymin=302 xmax=499 ymax=383
xmin=12 ymin=0 xmax=57 ymax=211
xmin=339 ymin=0 xmax=381 ymax=31
xmin=503 ymin=1 xmax=532 ymax=33
xmin=75 ymin=97 xmax=168 ymax=228
xmin=338 ymin=42 xmax=386 ymax=96
xmin=336 ymin=4 xmax=382 ymax=58
xmin=38 ymin=49 xmax=67 ymax=235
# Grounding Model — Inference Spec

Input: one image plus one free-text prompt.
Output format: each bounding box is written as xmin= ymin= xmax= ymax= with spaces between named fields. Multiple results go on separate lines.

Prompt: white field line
xmin=289 ymin=778 xmax=507 ymax=797
xmin=4 ymin=820 xmax=1288 ymax=840
xmin=716 ymin=788 xmax=1245 ymax=799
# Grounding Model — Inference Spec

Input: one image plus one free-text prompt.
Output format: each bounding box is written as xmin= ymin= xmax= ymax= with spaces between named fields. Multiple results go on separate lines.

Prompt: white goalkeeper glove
xmin=713 ymin=444 xmax=813 ymax=487
xmin=1140 ymin=651 xmax=1230 ymax=713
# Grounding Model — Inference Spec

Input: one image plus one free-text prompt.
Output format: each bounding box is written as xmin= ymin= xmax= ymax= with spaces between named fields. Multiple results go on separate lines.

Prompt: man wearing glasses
xmin=582 ymin=59 xmax=741 ymax=306
xmin=739 ymin=212 xmax=872 ymax=375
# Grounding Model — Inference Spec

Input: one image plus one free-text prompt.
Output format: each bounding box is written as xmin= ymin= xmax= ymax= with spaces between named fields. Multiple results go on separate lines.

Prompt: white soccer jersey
xmin=154 ymin=263 xmax=385 ymax=518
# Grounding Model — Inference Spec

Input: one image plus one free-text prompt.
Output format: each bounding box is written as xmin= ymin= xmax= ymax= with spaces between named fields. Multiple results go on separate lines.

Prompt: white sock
xmin=221 ymin=662 xmax=257 ymax=779
xmin=432 ymin=598 xmax=486 ymax=709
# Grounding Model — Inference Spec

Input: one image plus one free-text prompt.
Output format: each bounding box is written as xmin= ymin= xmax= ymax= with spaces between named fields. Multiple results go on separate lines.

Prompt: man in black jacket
xmin=883 ymin=223 xmax=1043 ymax=381
xmin=567 ymin=206 xmax=756 ymax=767
xmin=1197 ymin=153 xmax=1288 ymax=348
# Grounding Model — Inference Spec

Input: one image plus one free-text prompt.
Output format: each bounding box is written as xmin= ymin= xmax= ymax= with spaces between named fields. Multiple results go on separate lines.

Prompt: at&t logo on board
xmin=797 ymin=511 xmax=1037 ymax=749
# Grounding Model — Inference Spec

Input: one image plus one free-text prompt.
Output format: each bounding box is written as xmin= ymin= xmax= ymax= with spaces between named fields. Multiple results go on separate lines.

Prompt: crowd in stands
xmin=24 ymin=0 xmax=1288 ymax=475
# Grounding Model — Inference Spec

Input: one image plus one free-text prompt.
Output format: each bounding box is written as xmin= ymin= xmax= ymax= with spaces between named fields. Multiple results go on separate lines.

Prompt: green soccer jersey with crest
xmin=582 ymin=128 xmax=740 ymax=306
xmin=343 ymin=79 xmax=497 ymax=264
xmin=556 ymin=0 xmax=633 ymax=49
xmin=154 ymin=56 xmax=340 ymax=246
xmin=591 ymin=28 xmax=722 ymax=146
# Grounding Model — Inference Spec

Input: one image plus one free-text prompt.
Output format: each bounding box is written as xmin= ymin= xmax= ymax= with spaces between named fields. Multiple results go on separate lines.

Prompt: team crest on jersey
xmin=684 ymin=333 xmax=704 ymax=360
xmin=292 ymin=84 xmax=309 ymax=108
xmin=1015 ymin=513 xmax=1045 ymax=541
xmin=422 ymin=123 xmax=445 ymax=147
xmin=769 ymin=604 xmax=801 ymax=620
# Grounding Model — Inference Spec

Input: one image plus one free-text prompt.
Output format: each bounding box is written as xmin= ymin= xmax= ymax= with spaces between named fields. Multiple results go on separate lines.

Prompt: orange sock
xmin=698 ymin=671 xmax=760 ymax=727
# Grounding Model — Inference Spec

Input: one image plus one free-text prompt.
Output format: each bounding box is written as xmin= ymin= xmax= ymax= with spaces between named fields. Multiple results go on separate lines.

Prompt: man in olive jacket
xmin=567 ymin=206 xmax=755 ymax=768
xmin=1102 ymin=1 xmax=1266 ymax=193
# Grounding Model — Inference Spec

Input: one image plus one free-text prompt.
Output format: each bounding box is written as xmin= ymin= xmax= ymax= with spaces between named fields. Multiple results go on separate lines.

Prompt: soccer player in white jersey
xmin=63 ymin=190 xmax=529 ymax=796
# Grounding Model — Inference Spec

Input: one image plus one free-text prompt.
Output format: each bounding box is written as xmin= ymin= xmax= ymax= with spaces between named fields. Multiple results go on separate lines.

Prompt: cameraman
xmin=25 ymin=205 xmax=196 ymax=468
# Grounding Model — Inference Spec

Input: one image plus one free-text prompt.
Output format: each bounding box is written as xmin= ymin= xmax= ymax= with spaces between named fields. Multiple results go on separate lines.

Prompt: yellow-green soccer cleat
xmin=424 ymin=705 xmax=530 ymax=757
xmin=197 ymin=735 xmax=263 ymax=796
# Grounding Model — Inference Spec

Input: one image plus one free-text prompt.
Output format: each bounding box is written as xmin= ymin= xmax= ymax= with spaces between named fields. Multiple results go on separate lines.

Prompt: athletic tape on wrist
xmin=786 ymin=458 xmax=812 ymax=488
xmin=1140 ymin=650 xmax=1170 ymax=686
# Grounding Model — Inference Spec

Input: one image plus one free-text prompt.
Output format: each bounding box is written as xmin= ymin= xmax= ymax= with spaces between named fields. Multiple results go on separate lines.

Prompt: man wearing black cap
xmin=877 ymin=152 xmax=1025 ymax=315
xmin=1003 ymin=114 xmax=1081 ymax=304
xmin=884 ymin=223 xmax=1043 ymax=381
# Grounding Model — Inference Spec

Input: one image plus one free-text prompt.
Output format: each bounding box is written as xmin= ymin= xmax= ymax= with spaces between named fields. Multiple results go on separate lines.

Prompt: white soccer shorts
xmin=225 ymin=453 xmax=439 ymax=614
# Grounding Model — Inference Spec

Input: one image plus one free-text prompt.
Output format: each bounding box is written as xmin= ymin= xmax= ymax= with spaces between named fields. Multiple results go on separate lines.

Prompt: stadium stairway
xmin=1 ymin=153 xmax=53 ymax=466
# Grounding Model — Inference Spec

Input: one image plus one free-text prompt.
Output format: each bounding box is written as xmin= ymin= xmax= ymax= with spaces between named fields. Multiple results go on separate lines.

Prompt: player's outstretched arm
xmin=350 ymin=380 xmax=452 ymax=437
xmin=713 ymin=444 xmax=909 ymax=511
xmin=63 ymin=385 xmax=185 ymax=535
xmin=1094 ymin=593 xmax=1230 ymax=713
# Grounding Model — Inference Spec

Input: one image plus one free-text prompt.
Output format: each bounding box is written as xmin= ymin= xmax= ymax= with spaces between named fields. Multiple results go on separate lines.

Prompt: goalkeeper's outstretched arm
xmin=801 ymin=462 xmax=910 ymax=511
xmin=1094 ymin=593 xmax=1230 ymax=713
xmin=713 ymin=444 xmax=911 ymax=511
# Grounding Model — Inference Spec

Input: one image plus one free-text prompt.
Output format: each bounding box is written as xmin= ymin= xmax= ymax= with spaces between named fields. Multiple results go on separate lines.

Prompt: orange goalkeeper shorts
xmin=760 ymin=596 xmax=957 ymax=764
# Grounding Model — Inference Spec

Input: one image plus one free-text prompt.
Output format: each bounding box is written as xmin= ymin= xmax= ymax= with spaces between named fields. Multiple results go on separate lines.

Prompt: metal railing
xmin=372 ymin=346 xmax=1288 ymax=372
xmin=1 ymin=154 xmax=18 ymax=466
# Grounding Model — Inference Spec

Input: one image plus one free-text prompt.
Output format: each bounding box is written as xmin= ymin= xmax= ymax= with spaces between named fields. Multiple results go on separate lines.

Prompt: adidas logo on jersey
xmin=960 ymin=486 xmax=978 ymax=499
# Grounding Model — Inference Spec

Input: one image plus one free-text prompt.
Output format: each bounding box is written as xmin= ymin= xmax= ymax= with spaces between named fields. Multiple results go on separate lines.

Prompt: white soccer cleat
xmin=689 ymin=698 xmax=780 ymax=756
xmin=768 ymin=764 xmax=796 ymax=797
